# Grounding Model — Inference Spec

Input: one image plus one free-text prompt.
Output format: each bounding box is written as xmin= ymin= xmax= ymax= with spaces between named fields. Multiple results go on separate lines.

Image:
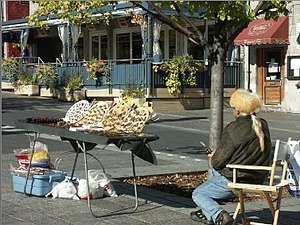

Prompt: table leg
xmin=24 ymin=132 xmax=39 ymax=194
xmin=131 ymin=151 xmax=139 ymax=212
xmin=70 ymin=151 xmax=79 ymax=179
xmin=76 ymin=141 xmax=97 ymax=217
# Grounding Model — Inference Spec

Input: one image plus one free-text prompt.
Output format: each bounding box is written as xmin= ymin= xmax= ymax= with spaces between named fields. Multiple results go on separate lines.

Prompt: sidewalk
xmin=2 ymin=92 xmax=300 ymax=225
xmin=2 ymin=142 xmax=300 ymax=225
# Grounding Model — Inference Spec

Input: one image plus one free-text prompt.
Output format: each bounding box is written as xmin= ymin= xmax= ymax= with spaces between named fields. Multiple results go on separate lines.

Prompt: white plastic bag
xmin=77 ymin=178 xmax=104 ymax=199
xmin=288 ymin=140 xmax=300 ymax=183
xmin=46 ymin=178 xmax=79 ymax=200
xmin=287 ymin=168 xmax=300 ymax=197
xmin=88 ymin=170 xmax=118 ymax=197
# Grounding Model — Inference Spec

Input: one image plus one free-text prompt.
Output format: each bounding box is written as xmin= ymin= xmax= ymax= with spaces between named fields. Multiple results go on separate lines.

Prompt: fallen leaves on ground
xmin=123 ymin=171 xmax=291 ymax=203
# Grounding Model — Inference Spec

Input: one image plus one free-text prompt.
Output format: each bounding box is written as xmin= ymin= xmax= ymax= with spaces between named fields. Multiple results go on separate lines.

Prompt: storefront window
xmin=169 ymin=30 xmax=176 ymax=59
xmin=78 ymin=37 xmax=84 ymax=60
xmin=160 ymin=30 xmax=165 ymax=59
xmin=187 ymin=26 xmax=205 ymax=60
xmin=100 ymin=35 xmax=107 ymax=60
xmin=91 ymin=36 xmax=99 ymax=59
xmin=116 ymin=33 xmax=130 ymax=61
xmin=132 ymin=32 xmax=142 ymax=61
xmin=188 ymin=40 xmax=204 ymax=60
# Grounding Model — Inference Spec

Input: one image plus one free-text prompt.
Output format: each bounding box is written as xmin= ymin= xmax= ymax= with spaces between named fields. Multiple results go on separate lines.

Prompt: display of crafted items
xmin=62 ymin=99 xmax=154 ymax=135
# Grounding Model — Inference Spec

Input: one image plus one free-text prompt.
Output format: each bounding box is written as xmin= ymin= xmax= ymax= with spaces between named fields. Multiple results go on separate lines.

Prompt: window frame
xmin=89 ymin=32 xmax=107 ymax=60
xmin=287 ymin=56 xmax=300 ymax=80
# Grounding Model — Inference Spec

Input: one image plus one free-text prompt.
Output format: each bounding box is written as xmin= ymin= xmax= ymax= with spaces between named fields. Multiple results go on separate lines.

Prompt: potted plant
xmin=154 ymin=55 xmax=206 ymax=109
xmin=58 ymin=73 xmax=85 ymax=102
xmin=85 ymin=58 xmax=106 ymax=80
xmin=119 ymin=84 xmax=146 ymax=106
xmin=2 ymin=57 xmax=19 ymax=88
xmin=66 ymin=74 xmax=86 ymax=101
xmin=154 ymin=54 xmax=203 ymax=96
xmin=36 ymin=64 xmax=59 ymax=97
xmin=14 ymin=70 xmax=40 ymax=96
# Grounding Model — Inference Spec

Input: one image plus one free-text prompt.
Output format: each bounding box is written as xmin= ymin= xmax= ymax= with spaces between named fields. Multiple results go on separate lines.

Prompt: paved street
xmin=1 ymin=92 xmax=300 ymax=225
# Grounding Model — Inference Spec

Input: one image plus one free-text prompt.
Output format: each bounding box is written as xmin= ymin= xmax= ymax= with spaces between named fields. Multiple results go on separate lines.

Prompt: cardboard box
xmin=12 ymin=170 xmax=66 ymax=196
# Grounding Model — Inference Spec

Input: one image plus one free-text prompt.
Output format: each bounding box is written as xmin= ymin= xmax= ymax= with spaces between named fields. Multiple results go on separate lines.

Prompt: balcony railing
xmin=2 ymin=57 xmax=241 ymax=90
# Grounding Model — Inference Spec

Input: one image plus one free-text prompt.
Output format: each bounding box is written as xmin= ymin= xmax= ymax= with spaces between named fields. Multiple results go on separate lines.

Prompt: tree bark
xmin=209 ymin=48 xmax=225 ymax=150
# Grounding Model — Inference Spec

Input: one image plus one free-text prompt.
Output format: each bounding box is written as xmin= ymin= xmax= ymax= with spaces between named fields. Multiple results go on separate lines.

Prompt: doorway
xmin=37 ymin=37 xmax=61 ymax=63
xmin=257 ymin=48 xmax=285 ymax=105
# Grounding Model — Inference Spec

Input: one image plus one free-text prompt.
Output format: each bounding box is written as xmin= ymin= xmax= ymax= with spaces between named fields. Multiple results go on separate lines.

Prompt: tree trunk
xmin=209 ymin=49 xmax=225 ymax=150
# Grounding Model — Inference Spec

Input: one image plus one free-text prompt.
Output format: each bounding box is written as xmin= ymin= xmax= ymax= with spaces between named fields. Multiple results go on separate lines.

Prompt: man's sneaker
xmin=215 ymin=210 xmax=234 ymax=225
xmin=190 ymin=209 xmax=214 ymax=225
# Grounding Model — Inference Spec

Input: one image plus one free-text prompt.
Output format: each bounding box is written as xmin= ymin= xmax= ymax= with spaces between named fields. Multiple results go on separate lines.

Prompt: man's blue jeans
xmin=192 ymin=169 xmax=235 ymax=222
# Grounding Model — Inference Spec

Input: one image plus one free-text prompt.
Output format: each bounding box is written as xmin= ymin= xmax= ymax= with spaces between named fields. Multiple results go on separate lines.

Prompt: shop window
xmin=91 ymin=36 xmax=99 ymax=59
xmin=160 ymin=30 xmax=165 ymax=59
xmin=100 ymin=36 xmax=108 ymax=60
xmin=78 ymin=37 xmax=84 ymax=60
xmin=116 ymin=33 xmax=130 ymax=61
xmin=132 ymin=32 xmax=142 ymax=60
xmin=187 ymin=26 xmax=204 ymax=60
xmin=169 ymin=30 xmax=176 ymax=59
xmin=287 ymin=56 xmax=300 ymax=80
xmin=188 ymin=40 xmax=204 ymax=60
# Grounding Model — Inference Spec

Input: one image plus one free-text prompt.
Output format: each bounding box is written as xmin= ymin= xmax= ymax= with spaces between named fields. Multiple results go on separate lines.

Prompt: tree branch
xmin=224 ymin=1 xmax=268 ymax=49
xmin=132 ymin=1 xmax=200 ymax=45
xmin=171 ymin=2 xmax=207 ymax=46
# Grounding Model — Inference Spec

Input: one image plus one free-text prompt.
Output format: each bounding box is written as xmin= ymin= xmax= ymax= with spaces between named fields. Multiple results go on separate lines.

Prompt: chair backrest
xmin=274 ymin=139 xmax=290 ymax=162
xmin=269 ymin=139 xmax=290 ymax=186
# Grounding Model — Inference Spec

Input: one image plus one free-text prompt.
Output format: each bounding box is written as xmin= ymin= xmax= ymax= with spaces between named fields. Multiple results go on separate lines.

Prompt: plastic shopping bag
xmin=288 ymin=140 xmax=300 ymax=184
xmin=77 ymin=178 xmax=104 ymax=200
xmin=88 ymin=170 xmax=118 ymax=197
xmin=46 ymin=178 xmax=79 ymax=200
xmin=286 ymin=167 xmax=300 ymax=197
xmin=13 ymin=142 xmax=52 ymax=169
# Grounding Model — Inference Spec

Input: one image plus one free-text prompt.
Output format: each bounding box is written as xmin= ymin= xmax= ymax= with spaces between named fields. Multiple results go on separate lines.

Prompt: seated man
xmin=190 ymin=89 xmax=272 ymax=225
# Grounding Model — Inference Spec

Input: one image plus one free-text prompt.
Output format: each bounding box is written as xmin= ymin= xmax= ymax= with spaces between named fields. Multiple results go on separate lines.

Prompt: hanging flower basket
xmin=85 ymin=58 xmax=106 ymax=80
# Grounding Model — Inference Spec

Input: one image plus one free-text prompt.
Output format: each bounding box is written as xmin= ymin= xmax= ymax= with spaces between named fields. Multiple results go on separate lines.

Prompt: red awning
xmin=234 ymin=16 xmax=289 ymax=46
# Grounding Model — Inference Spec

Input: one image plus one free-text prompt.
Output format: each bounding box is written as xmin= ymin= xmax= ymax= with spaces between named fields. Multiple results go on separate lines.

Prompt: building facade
xmin=4 ymin=2 xmax=299 ymax=113
xmin=2 ymin=1 xmax=29 ymax=58
xmin=235 ymin=2 xmax=300 ymax=113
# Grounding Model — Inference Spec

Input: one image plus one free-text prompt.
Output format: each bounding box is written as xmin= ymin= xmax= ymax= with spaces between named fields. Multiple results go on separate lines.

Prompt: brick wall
xmin=5 ymin=1 xmax=29 ymax=57
xmin=6 ymin=1 xmax=29 ymax=20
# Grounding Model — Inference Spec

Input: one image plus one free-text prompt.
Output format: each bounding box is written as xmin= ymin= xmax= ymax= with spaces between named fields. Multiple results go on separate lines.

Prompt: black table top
xmin=15 ymin=120 xmax=159 ymax=164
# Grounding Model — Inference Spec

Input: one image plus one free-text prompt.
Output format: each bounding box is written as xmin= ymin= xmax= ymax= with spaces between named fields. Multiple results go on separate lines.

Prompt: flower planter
xmin=114 ymin=97 xmax=146 ymax=106
xmin=14 ymin=85 xmax=40 ymax=96
xmin=57 ymin=88 xmax=85 ymax=102
xmin=40 ymin=87 xmax=58 ymax=98
xmin=73 ymin=89 xmax=86 ymax=101
xmin=57 ymin=88 xmax=74 ymax=102
xmin=131 ymin=98 xmax=146 ymax=106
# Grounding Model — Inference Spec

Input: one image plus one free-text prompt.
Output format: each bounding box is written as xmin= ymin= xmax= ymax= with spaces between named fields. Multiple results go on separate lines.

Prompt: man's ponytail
xmin=251 ymin=114 xmax=265 ymax=151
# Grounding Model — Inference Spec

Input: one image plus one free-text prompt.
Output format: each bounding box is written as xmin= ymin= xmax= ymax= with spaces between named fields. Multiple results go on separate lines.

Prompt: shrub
xmin=36 ymin=64 xmax=58 ymax=89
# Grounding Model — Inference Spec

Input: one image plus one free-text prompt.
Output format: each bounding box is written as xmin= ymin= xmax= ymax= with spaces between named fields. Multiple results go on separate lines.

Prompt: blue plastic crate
xmin=11 ymin=170 xmax=67 ymax=196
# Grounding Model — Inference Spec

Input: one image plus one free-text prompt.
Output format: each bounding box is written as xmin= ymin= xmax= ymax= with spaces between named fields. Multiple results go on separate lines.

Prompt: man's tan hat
xmin=230 ymin=89 xmax=262 ymax=114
